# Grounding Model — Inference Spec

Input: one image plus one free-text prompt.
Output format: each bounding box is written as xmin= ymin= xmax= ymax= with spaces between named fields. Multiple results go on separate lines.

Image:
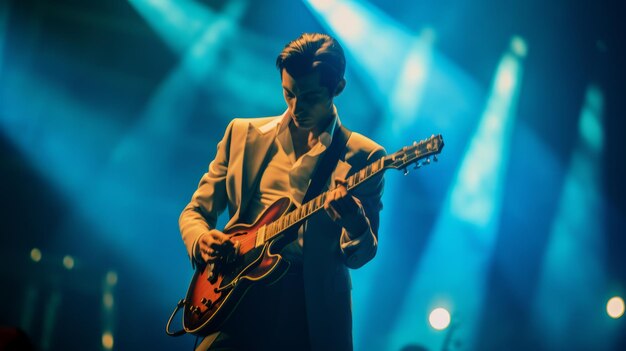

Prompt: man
xmin=179 ymin=33 xmax=385 ymax=350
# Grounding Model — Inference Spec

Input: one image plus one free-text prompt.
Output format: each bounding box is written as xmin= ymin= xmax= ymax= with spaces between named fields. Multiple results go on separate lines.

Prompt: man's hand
xmin=324 ymin=178 xmax=369 ymax=236
xmin=194 ymin=230 xmax=238 ymax=264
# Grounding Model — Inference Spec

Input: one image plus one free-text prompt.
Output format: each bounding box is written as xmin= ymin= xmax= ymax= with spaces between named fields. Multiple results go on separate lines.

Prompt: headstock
xmin=385 ymin=134 xmax=444 ymax=174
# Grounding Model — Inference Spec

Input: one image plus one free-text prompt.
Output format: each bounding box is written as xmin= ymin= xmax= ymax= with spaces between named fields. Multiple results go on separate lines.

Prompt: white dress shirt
xmin=242 ymin=111 xmax=338 ymax=264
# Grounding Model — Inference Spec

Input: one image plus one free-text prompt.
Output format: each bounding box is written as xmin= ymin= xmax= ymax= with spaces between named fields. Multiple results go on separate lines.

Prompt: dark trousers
xmin=206 ymin=265 xmax=311 ymax=351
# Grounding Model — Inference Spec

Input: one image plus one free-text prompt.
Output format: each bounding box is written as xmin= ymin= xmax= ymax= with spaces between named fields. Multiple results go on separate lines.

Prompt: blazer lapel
xmin=239 ymin=119 xmax=279 ymax=216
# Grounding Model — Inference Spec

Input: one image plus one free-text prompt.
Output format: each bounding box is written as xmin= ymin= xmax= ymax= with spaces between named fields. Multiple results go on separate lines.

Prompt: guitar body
xmin=182 ymin=197 xmax=294 ymax=335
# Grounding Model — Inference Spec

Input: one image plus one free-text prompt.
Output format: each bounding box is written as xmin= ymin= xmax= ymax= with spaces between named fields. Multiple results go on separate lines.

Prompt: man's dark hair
xmin=276 ymin=33 xmax=346 ymax=94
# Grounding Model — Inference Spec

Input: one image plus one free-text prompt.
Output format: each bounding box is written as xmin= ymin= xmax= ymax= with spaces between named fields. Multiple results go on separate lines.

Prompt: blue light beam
xmin=127 ymin=0 xmax=214 ymax=54
xmin=111 ymin=0 xmax=248 ymax=166
xmin=304 ymin=0 xmax=415 ymax=102
xmin=387 ymin=38 xmax=526 ymax=351
xmin=531 ymin=85 xmax=616 ymax=350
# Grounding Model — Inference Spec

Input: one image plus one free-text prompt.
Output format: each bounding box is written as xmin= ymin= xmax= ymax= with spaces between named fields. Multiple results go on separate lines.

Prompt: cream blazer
xmin=179 ymin=112 xmax=385 ymax=350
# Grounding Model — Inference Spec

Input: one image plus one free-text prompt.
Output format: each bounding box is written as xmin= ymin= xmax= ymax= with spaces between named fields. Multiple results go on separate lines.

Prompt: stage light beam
xmin=532 ymin=84 xmax=610 ymax=349
xmin=127 ymin=0 xmax=213 ymax=53
xmin=304 ymin=0 xmax=413 ymax=98
xmin=388 ymin=36 xmax=525 ymax=351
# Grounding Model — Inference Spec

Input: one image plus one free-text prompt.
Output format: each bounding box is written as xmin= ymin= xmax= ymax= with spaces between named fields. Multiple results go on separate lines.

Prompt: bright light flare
xmin=307 ymin=0 xmax=336 ymax=12
xmin=102 ymin=332 xmax=114 ymax=349
xmin=30 ymin=248 xmax=42 ymax=262
xmin=429 ymin=307 xmax=451 ymax=330
xmin=578 ymin=85 xmax=604 ymax=153
xmin=496 ymin=65 xmax=515 ymax=95
xmin=62 ymin=255 xmax=75 ymax=270
xmin=511 ymin=36 xmax=528 ymax=58
xmin=106 ymin=271 xmax=118 ymax=286
xmin=607 ymin=297 xmax=625 ymax=319
xmin=327 ymin=3 xmax=368 ymax=43
xmin=103 ymin=292 xmax=114 ymax=309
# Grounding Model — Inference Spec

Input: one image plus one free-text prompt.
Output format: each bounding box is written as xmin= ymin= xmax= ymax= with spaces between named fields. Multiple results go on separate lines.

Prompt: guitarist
xmin=179 ymin=33 xmax=385 ymax=351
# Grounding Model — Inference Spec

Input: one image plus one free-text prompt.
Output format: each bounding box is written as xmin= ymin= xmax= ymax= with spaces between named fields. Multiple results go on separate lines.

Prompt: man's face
xmin=281 ymin=69 xmax=335 ymax=131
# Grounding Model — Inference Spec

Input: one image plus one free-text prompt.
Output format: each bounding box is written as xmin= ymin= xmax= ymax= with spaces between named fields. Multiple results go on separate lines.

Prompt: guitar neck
xmin=263 ymin=157 xmax=387 ymax=241
xmin=261 ymin=134 xmax=444 ymax=242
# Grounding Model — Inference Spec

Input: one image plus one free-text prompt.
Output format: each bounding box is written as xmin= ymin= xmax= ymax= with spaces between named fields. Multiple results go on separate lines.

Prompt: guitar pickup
xmin=255 ymin=225 xmax=267 ymax=248
xmin=189 ymin=305 xmax=202 ymax=316
xmin=200 ymin=297 xmax=213 ymax=309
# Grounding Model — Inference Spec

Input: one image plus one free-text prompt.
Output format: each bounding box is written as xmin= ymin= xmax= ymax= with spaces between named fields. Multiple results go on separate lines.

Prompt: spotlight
xmin=103 ymin=292 xmax=114 ymax=309
xmin=106 ymin=271 xmax=118 ymax=286
xmin=429 ymin=307 xmax=451 ymax=330
xmin=102 ymin=331 xmax=114 ymax=349
xmin=510 ymin=36 xmax=528 ymax=58
xmin=607 ymin=296 xmax=625 ymax=319
xmin=30 ymin=248 xmax=42 ymax=262
xmin=62 ymin=255 xmax=74 ymax=270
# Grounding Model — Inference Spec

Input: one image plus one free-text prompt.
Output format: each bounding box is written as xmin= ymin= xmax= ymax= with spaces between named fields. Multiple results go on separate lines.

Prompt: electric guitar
xmin=167 ymin=134 xmax=445 ymax=336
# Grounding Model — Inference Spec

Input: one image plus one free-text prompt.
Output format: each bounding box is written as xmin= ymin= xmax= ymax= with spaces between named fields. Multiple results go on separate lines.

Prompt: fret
xmin=360 ymin=168 xmax=366 ymax=181
xmin=348 ymin=175 xmax=355 ymax=188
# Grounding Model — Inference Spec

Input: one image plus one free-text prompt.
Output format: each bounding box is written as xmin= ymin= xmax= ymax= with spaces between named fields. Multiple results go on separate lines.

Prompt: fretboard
xmin=263 ymin=157 xmax=387 ymax=241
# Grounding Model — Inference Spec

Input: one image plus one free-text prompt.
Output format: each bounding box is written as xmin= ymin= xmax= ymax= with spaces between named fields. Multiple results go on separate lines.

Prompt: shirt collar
xmin=278 ymin=105 xmax=341 ymax=148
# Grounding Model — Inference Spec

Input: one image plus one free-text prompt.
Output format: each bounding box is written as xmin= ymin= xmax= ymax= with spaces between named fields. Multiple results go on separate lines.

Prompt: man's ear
xmin=334 ymin=78 xmax=346 ymax=96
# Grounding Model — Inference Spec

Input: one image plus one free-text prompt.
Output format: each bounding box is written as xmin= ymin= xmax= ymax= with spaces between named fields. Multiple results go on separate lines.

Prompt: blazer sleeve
xmin=339 ymin=146 xmax=386 ymax=269
xmin=179 ymin=120 xmax=235 ymax=267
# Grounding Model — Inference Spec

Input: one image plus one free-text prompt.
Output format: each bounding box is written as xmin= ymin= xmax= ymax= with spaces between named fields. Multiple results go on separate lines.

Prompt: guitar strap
xmin=302 ymin=123 xmax=352 ymax=204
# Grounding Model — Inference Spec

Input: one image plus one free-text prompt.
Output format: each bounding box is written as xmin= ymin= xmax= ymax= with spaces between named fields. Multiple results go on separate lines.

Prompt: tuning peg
xmin=414 ymin=162 xmax=422 ymax=169
xmin=433 ymin=155 xmax=438 ymax=162
xmin=403 ymin=168 xmax=409 ymax=176
xmin=424 ymin=158 xmax=431 ymax=165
